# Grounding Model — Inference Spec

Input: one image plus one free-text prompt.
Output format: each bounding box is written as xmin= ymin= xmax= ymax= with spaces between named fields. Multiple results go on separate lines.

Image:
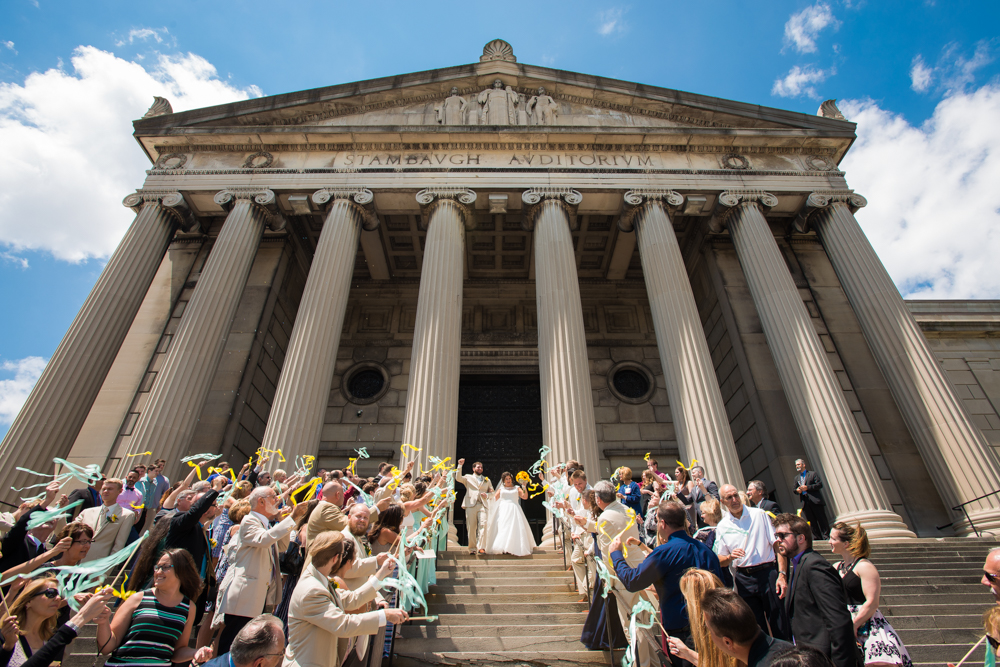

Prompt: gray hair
xmin=795 ymin=459 xmax=806 ymax=466
xmin=248 ymin=485 xmax=275 ymax=507
xmin=593 ymin=480 xmax=616 ymax=504
xmin=230 ymin=614 xmax=284 ymax=666
xmin=191 ymin=480 xmax=212 ymax=493
xmin=691 ymin=466 xmax=705 ymax=475
xmin=748 ymin=480 xmax=766 ymax=494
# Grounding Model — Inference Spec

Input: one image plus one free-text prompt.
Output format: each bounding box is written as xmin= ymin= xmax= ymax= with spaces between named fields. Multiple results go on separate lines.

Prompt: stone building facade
xmin=3 ymin=40 xmax=999 ymax=538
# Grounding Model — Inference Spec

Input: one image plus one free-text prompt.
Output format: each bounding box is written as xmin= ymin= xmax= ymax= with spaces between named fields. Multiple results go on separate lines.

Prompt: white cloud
xmin=115 ymin=27 xmax=171 ymax=48
xmin=910 ymin=55 xmax=933 ymax=92
xmin=597 ymin=8 xmax=625 ymax=36
xmin=840 ymin=84 xmax=1000 ymax=298
xmin=0 ymin=357 xmax=46 ymax=424
xmin=0 ymin=251 xmax=27 ymax=269
xmin=771 ymin=65 xmax=831 ymax=99
xmin=783 ymin=3 xmax=839 ymax=54
xmin=2 ymin=41 xmax=15 ymax=54
xmin=0 ymin=46 xmax=261 ymax=262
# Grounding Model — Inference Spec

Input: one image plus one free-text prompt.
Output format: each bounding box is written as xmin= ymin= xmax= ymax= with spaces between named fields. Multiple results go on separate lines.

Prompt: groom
xmin=456 ymin=458 xmax=494 ymax=555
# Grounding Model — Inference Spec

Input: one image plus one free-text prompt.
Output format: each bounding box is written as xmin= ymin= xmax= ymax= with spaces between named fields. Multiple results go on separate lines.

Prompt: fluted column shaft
xmin=260 ymin=194 xmax=371 ymax=469
xmin=533 ymin=199 xmax=600 ymax=476
xmin=632 ymin=198 xmax=744 ymax=487
xmin=725 ymin=196 xmax=914 ymax=538
xmin=400 ymin=199 xmax=467 ymax=470
xmin=0 ymin=196 xmax=181 ymax=502
xmin=129 ymin=194 xmax=270 ymax=478
xmin=813 ymin=200 xmax=1000 ymax=534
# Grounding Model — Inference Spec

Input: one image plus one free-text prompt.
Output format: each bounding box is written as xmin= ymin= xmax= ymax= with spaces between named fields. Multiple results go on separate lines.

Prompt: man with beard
xmin=456 ymin=459 xmax=493 ymax=555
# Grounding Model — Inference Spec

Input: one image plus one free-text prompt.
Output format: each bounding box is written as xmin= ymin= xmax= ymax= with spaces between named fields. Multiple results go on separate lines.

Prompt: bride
xmin=484 ymin=472 xmax=537 ymax=557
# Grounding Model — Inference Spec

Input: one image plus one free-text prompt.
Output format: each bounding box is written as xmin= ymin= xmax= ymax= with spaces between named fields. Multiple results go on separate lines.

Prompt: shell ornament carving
xmin=480 ymin=39 xmax=516 ymax=63
xmin=142 ymin=96 xmax=173 ymax=118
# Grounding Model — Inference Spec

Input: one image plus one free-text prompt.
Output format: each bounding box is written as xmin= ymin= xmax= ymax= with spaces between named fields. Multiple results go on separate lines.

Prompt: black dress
xmin=580 ymin=536 xmax=627 ymax=650
xmin=838 ymin=559 xmax=912 ymax=666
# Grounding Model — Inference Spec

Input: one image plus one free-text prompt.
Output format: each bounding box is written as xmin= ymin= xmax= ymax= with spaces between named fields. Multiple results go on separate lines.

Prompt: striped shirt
xmin=106 ymin=589 xmax=189 ymax=667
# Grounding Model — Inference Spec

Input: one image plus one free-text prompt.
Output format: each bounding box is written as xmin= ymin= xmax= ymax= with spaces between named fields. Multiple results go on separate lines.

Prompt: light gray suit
xmin=456 ymin=464 xmax=493 ymax=552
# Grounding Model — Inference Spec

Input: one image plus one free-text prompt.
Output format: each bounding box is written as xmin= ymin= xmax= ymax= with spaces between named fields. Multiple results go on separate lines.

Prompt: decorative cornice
xmin=521 ymin=188 xmax=582 ymax=231
xmin=415 ymin=188 xmax=477 ymax=230
xmin=142 ymin=96 xmax=172 ymax=119
xmin=617 ymin=190 xmax=684 ymax=232
xmin=214 ymin=188 xmax=287 ymax=231
xmin=311 ymin=188 xmax=378 ymax=230
xmin=708 ymin=190 xmax=778 ymax=233
xmin=793 ymin=190 xmax=868 ymax=233
xmin=122 ymin=189 xmax=199 ymax=232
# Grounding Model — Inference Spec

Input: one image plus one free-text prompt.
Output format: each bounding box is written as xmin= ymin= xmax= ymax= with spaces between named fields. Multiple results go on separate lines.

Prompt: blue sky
xmin=1 ymin=0 xmax=999 ymax=437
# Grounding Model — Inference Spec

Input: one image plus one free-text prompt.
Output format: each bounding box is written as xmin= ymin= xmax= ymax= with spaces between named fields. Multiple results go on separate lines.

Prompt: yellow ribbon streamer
xmin=126 ymin=451 xmax=152 ymax=458
xmin=675 ymin=458 xmax=699 ymax=471
xmin=291 ymin=477 xmax=322 ymax=505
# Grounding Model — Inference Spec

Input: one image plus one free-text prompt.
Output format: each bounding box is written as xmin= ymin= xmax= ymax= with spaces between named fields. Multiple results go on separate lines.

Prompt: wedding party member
xmin=566 ymin=470 xmax=592 ymax=600
xmin=5 ymin=578 xmax=65 ymax=667
xmin=456 ymin=459 xmax=494 ymax=555
xmin=829 ymin=522 xmax=913 ymax=667
xmin=78 ymin=477 xmax=136 ymax=562
xmin=275 ymin=500 xmax=318 ymax=630
xmin=794 ymin=460 xmax=829 ymax=540
xmin=48 ymin=523 xmax=93 ymax=567
xmin=485 ymin=472 xmax=536 ymax=557
xmin=664 ymin=569 xmax=740 ymax=667
xmin=217 ymin=486 xmax=299 ymax=654
xmin=65 ymin=475 xmax=104 ymax=520
xmin=368 ymin=505 xmax=403 ymax=556
xmin=99 ymin=549 xmax=203 ymax=666
xmin=616 ymin=467 xmax=643 ymax=517
xmin=284 ymin=531 xmax=407 ymax=667
xmin=2 ymin=587 xmax=113 ymax=667
xmin=714 ymin=485 xmax=790 ymax=640
xmin=689 ymin=467 xmax=720 ymax=528
xmin=609 ymin=500 xmax=722 ymax=667
xmin=772 ymin=513 xmax=860 ymax=667
xmin=702 ymin=588 xmax=792 ymax=667
xmin=340 ymin=505 xmax=389 ymax=592
xmin=306 ymin=482 xmax=348 ymax=546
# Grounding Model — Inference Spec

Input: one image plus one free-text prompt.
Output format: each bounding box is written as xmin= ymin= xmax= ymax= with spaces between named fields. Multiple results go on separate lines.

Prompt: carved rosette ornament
xmin=521 ymin=188 xmax=583 ymax=232
xmin=214 ymin=188 xmax=287 ymax=231
xmin=311 ymin=188 xmax=378 ymax=231
xmin=122 ymin=190 xmax=199 ymax=232
xmin=618 ymin=190 xmax=685 ymax=232
xmin=793 ymin=190 xmax=868 ymax=233
xmin=709 ymin=190 xmax=779 ymax=233
xmin=415 ymin=188 xmax=477 ymax=230
xmin=154 ymin=153 xmax=188 ymax=170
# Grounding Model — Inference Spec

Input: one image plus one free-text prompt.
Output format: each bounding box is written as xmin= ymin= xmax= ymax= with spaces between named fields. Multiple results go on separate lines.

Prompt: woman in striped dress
xmin=98 ymin=549 xmax=203 ymax=666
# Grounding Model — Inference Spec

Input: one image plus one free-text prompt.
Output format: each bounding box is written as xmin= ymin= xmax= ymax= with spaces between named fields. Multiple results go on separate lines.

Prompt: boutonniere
xmin=209 ymin=538 xmax=218 ymax=548
xmin=108 ymin=513 xmax=118 ymax=523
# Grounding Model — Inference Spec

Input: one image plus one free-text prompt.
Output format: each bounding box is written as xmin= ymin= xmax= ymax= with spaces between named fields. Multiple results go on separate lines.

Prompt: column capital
xmin=416 ymin=188 xmax=477 ymax=230
xmin=312 ymin=188 xmax=378 ymax=230
xmin=122 ymin=189 xmax=199 ymax=232
xmin=214 ymin=188 xmax=287 ymax=231
xmin=793 ymin=190 xmax=868 ymax=232
xmin=521 ymin=188 xmax=582 ymax=231
xmin=708 ymin=190 xmax=778 ymax=233
xmin=618 ymin=189 xmax=684 ymax=232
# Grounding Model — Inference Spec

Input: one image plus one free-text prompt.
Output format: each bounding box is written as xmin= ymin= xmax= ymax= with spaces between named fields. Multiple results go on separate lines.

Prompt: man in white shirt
xmin=713 ymin=484 xmax=790 ymax=640
xmin=78 ymin=477 xmax=136 ymax=563
xmin=561 ymin=469 xmax=592 ymax=600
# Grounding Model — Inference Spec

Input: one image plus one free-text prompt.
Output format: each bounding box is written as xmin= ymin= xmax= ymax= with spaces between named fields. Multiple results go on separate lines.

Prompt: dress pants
xmin=802 ymin=502 xmax=830 ymax=539
xmin=733 ymin=564 xmax=790 ymax=640
xmin=218 ymin=614 xmax=252 ymax=655
xmin=467 ymin=500 xmax=488 ymax=552
xmin=570 ymin=536 xmax=591 ymax=596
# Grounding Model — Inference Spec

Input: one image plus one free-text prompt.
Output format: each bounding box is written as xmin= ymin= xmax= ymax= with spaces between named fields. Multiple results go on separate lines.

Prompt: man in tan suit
xmin=306 ymin=481 xmax=347 ymax=544
xmin=456 ymin=458 xmax=493 ymax=554
xmin=78 ymin=478 xmax=135 ymax=563
xmin=217 ymin=485 xmax=296 ymax=655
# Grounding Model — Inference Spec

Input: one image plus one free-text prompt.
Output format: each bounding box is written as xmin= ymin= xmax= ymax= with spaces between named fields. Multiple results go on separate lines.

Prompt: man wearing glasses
xmin=191 ymin=614 xmax=286 ymax=667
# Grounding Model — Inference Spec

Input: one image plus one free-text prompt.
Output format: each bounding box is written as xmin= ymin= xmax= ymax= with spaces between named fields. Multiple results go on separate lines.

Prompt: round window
xmin=341 ymin=362 xmax=390 ymax=405
xmin=606 ymin=361 xmax=656 ymax=404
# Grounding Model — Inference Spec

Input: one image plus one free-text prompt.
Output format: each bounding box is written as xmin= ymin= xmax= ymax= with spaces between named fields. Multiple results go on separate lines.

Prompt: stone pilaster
xmin=0 ymin=191 xmax=193 ymax=502
xmin=805 ymin=193 xmax=1000 ymax=535
xmin=126 ymin=189 xmax=281 ymax=478
xmin=524 ymin=188 xmax=600 ymax=476
xmin=259 ymin=190 xmax=376 ymax=469
xmin=400 ymin=189 xmax=476 ymax=470
xmin=621 ymin=191 xmax=744 ymax=488
xmin=717 ymin=191 xmax=914 ymax=538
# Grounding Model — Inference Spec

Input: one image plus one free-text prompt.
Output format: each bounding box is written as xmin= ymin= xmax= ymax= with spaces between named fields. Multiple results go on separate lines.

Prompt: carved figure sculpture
xmin=478 ymin=79 xmax=519 ymax=125
xmin=527 ymin=87 xmax=558 ymax=125
xmin=435 ymin=87 xmax=469 ymax=125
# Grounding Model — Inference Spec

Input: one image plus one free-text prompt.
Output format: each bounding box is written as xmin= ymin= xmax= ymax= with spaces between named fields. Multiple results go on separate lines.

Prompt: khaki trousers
xmin=467 ymin=500 xmax=489 ymax=552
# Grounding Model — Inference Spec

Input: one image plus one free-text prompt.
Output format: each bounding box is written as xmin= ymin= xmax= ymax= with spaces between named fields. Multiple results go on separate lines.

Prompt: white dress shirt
xmin=713 ymin=505 xmax=777 ymax=568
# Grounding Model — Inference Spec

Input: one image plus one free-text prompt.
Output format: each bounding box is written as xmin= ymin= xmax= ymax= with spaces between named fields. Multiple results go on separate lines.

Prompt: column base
xmin=952 ymin=506 xmax=1000 ymax=537
xmin=834 ymin=509 xmax=916 ymax=541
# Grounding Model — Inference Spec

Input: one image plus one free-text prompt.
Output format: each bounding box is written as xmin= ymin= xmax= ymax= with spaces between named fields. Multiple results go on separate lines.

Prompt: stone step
xmin=434 ymin=573 xmax=576 ymax=584
xmin=881 ymin=593 xmax=993 ymax=606
xmin=397 ymin=634 xmax=588 ymax=653
xmin=895 ymin=626 xmax=982 ymax=645
xmin=438 ymin=562 xmax=572 ymax=571
xmin=392 ymin=649 xmax=613 ymax=666
xmin=439 ymin=552 xmax=563 ymax=561
xmin=887 ymin=614 xmax=987 ymax=630
xmin=428 ymin=612 xmax=588 ymax=627
xmin=431 ymin=583 xmax=575 ymax=595
xmin=398 ymin=624 xmax=583 ymax=639
xmin=426 ymin=591 xmax=579 ymax=605
xmin=907 ymin=642 xmax=986 ymax=664
xmin=877 ymin=583 xmax=986 ymax=595
xmin=425 ymin=601 xmax=590 ymax=614
xmin=882 ymin=602 xmax=993 ymax=616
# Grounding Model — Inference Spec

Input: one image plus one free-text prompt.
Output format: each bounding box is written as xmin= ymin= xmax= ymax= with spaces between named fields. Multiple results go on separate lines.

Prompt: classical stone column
xmin=716 ymin=191 xmax=914 ymax=538
xmin=259 ymin=189 xmax=377 ymax=469
xmin=524 ymin=189 xmax=600 ymax=477
xmin=128 ymin=189 xmax=282 ymax=478
xmin=620 ymin=191 xmax=744 ymax=488
xmin=0 ymin=191 xmax=194 ymax=502
xmin=804 ymin=192 xmax=1000 ymax=535
xmin=400 ymin=189 xmax=476 ymax=470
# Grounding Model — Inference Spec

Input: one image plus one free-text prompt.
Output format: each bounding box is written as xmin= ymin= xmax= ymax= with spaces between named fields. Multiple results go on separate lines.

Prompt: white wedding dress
xmin=484 ymin=486 xmax=537 ymax=556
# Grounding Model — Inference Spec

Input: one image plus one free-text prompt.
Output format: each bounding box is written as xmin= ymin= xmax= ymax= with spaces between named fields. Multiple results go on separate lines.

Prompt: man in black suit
xmin=689 ymin=465 xmax=720 ymax=527
xmin=66 ymin=476 xmax=105 ymax=520
xmin=747 ymin=480 xmax=781 ymax=515
xmin=772 ymin=513 xmax=860 ymax=667
xmin=793 ymin=459 xmax=829 ymax=540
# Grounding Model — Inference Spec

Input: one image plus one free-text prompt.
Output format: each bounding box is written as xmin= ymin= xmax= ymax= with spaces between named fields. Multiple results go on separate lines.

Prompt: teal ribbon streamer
xmin=27 ymin=499 xmax=83 ymax=529
xmin=622 ymin=597 xmax=658 ymax=667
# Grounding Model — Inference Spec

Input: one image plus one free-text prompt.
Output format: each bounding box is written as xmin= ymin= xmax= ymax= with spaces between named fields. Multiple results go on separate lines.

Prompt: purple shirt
xmin=117 ymin=486 xmax=143 ymax=511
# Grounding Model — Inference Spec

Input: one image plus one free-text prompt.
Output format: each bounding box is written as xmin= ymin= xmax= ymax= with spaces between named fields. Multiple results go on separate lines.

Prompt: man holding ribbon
xmin=456 ymin=459 xmax=493 ymax=555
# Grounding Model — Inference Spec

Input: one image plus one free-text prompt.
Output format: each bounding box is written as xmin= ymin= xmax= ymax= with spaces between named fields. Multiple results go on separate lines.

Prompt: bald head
xmin=719 ymin=483 xmax=743 ymax=516
xmin=322 ymin=481 xmax=344 ymax=506
xmin=984 ymin=548 xmax=1000 ymax=602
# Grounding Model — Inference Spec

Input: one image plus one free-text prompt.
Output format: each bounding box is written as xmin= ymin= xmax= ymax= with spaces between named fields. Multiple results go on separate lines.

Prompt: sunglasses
xmin=989 ymin=636 xmax=999 ymax=652
xmin=34 ymin=588 xmax=59 ymax=599
xmin=985 ymin=570 xmax=1000 ymax=584
xmin=774 ymin=531 xmax=795 ymax=540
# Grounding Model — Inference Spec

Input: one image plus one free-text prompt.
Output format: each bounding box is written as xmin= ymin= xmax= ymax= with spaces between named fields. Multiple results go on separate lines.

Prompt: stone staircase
xmin=393 ymin=549 xmax=611 ymax=666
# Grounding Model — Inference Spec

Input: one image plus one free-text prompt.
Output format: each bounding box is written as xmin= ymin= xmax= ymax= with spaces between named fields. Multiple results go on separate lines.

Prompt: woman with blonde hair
xmin=830 ymin=521 xmax=913 ymax=667
xmin=665 ymin=569 xmax=739 ymax=667
xmin=5 ymin=578 xmax=63 ymax=667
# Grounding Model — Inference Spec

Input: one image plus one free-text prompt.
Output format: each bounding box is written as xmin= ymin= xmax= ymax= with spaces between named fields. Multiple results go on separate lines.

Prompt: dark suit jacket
xmin=66 ymin=487 xmax=99 ymax=520
xmin=0 ymin=506 xmax=46 ymax=574
xmin=794 ymin=470 xmax=825 ymax=506
xmin=786 ymin=550 xmax=861 ymax=667
xmin=164 ymin=490 xmax=218 ymax=580
xmin=756 ymin=498 xmax=781 ymax=514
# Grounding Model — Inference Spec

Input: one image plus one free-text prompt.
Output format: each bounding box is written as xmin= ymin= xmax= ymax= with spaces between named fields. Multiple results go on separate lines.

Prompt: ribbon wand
xmin=952 ymin=635 xmax=987 ymax=667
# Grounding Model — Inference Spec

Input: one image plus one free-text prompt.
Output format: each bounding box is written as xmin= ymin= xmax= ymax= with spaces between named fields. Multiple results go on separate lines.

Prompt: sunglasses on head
xmin=34 ymin=588 xmax=59 ymax=599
